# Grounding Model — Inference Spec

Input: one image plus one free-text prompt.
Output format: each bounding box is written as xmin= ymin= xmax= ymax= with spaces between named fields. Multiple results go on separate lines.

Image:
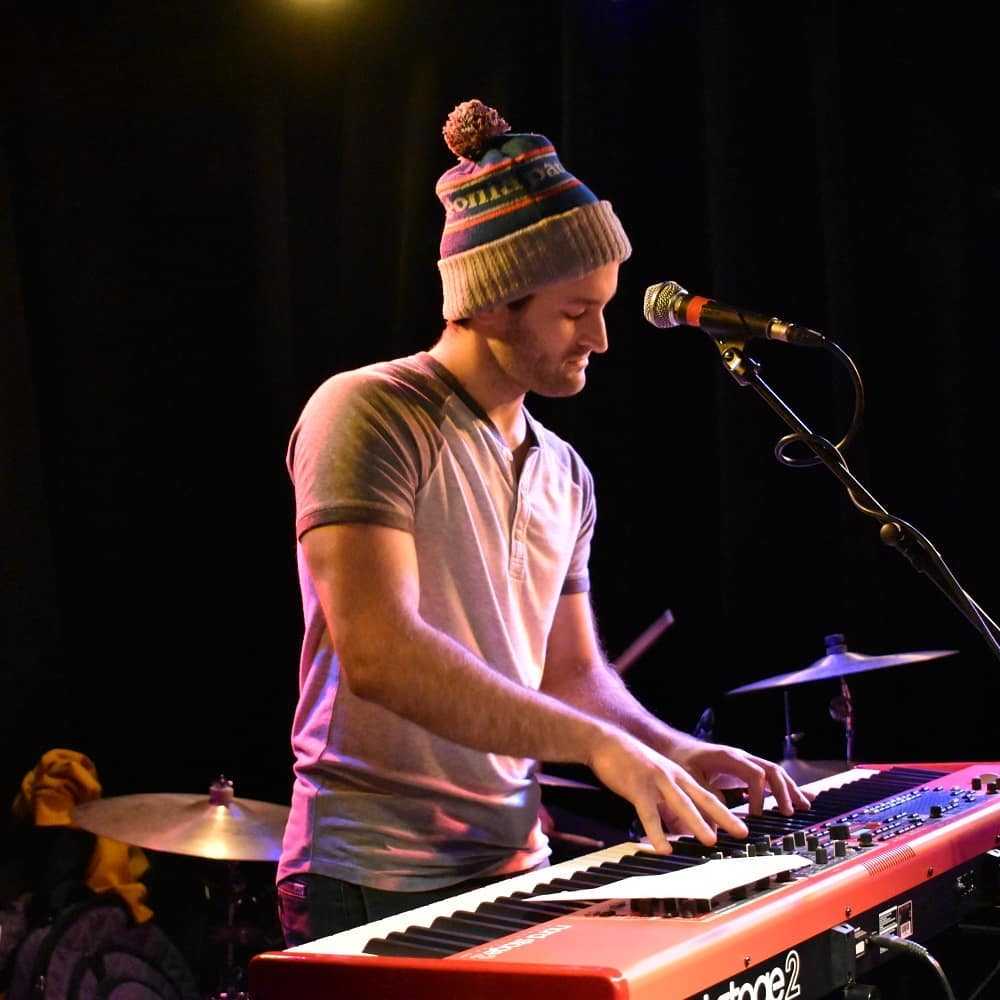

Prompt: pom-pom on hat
xmin=436 ymin=99 xmax=631 ymax=320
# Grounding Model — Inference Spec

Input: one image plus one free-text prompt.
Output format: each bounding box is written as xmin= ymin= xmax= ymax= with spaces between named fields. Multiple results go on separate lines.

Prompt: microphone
xmin=643 ymin=281 xmax=826 ymax=347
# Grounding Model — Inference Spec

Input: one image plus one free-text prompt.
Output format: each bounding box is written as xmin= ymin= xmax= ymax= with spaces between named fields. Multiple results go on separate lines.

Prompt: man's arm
xmin=540 ymin=592 xmax=812 ymax=817
xmin=302 ymin=521 xmax=750 ymax=852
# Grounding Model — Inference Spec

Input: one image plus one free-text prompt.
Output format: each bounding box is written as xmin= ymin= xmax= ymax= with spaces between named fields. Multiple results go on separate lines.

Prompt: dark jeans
xmin=276 ymin=871 xmax=509 ymax=947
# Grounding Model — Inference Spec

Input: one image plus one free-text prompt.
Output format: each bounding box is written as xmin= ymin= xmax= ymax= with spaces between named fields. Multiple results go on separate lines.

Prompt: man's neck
xmin=429 ymin=336 xmax=527 ymax=450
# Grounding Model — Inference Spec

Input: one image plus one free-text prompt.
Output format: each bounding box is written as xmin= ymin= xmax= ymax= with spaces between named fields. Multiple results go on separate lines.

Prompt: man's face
xmin=486 ymin=262 xmax=619 ymax=398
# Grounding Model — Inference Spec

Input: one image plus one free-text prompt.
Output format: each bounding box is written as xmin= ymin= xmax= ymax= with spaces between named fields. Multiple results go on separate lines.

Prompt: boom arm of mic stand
xmin=714 ymin=339 xmax=1000 ymax=663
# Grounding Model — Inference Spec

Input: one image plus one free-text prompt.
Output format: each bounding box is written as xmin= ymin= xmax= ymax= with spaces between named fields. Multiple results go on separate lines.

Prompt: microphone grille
xmin=643 ymin=281 xmax=687 ymax=329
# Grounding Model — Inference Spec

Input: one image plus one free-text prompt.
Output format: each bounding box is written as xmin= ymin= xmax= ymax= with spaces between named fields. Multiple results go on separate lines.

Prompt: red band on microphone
xmin=686 ymin=295 xmax=710 ymax=327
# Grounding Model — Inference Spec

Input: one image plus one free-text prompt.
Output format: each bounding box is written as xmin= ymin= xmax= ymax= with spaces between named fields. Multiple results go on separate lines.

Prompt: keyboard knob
xmin=814 ymin=846 xmax=828 ymax=865
xmin=829 ymin=823 xmax=851 ymax=840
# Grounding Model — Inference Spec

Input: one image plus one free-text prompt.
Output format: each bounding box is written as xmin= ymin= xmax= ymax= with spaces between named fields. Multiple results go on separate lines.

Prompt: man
xmin=276 ymin=100 xmax=809 ymax=946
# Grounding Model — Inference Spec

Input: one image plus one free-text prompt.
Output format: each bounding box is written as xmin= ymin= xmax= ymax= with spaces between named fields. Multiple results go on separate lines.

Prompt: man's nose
xmin=580 ymin=312 xmax=609 ymax=354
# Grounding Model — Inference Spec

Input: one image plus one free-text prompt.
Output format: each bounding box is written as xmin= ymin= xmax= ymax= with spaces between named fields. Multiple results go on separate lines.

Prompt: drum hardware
xmin=74 ymin=776 xmax=289 ymax=1000
xmin=728 ymin=635 xmax=958 ymax=784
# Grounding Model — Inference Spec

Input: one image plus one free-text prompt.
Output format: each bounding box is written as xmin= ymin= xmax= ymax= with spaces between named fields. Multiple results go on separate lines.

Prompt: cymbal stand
xmin=781 ymin=689 xmax=804 ymax=765
xmin=829 ymin=676 xmax=856 ymax=763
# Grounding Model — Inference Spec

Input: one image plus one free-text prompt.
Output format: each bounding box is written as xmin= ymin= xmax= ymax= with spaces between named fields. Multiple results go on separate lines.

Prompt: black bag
xmin=8 ymin=890 xmax=199 ymax=1000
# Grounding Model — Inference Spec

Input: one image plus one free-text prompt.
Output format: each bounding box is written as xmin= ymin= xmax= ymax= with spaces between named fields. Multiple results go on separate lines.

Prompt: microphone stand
xmin=713 ymin=339 xmax=1000 ymax=663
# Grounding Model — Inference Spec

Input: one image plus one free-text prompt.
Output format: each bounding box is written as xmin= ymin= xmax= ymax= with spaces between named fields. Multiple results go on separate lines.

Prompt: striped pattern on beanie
xmin=436 ymin=100 xmax=631 ymax=320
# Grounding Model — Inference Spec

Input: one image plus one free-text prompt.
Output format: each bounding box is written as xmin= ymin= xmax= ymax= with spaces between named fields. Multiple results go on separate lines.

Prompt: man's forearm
xmin=344 ymin=619 xmax=615 ymax=766
xmin=542 ymin=660 xmax=697 ymax=760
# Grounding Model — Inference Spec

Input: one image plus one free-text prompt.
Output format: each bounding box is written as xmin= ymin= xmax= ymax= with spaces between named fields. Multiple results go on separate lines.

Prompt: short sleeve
xmin=286 ymin=372 xmax=439 ymax=540
xmin=561 ymin=461 xmax=595 ymax=595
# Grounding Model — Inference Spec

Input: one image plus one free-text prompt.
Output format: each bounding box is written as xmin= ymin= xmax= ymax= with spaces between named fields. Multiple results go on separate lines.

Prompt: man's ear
xmin=468 ymin=302 xmax=508 ymax=335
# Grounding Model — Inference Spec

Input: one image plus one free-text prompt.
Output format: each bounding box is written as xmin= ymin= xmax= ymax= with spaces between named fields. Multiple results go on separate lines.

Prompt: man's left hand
xmin=668 ymin=738 xmax=814 ymax=817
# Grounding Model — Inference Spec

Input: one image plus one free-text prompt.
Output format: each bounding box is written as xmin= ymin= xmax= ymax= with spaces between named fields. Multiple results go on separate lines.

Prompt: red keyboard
xmin=251 ymin=762 xmax=1000 ymax=999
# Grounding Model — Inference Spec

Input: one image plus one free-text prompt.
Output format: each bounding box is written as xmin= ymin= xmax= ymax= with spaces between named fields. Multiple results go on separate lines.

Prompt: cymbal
xmin=73 ymin=792 xmax=289 ymax=862
xmin=728 ymin=648 xmax=957 ymax=695
xmin=536 ymin=772 xmax=600 ymax=791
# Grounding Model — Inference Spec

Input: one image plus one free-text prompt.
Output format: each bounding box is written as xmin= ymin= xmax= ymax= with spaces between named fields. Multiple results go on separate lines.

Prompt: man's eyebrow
xmin=566 ymin=296 xmax=610 ymax=306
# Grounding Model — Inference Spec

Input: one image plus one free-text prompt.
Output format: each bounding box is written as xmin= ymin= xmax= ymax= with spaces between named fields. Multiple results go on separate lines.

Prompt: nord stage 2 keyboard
xmin=251 ymin=762 xmax=1000 ymax=999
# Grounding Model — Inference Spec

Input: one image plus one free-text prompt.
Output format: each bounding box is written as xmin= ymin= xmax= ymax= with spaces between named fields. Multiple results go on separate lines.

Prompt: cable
xmin=967 ymin=956 xmax=1000 ymax=1000
xmin=967 ymin=955 xmax=1000 ymax=1000
xmin=774 ymin=338 xmax=864 ymax=469
xmin=867 ymin=935 xmax=956 ymax=1000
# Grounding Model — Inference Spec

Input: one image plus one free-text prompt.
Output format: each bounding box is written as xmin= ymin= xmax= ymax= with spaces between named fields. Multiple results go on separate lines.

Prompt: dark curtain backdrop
xmin=2 ymin=1 xmax=995 ymax=806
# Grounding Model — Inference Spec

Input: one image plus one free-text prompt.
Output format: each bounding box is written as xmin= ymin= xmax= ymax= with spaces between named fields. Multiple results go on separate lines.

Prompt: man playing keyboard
xmin=276 ymin=100 xmax=810 ymax=946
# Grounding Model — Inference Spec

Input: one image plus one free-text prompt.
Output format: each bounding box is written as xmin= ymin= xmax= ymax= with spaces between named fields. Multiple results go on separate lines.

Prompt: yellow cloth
xmin=13 ymin=749 xmax=153 ymax=923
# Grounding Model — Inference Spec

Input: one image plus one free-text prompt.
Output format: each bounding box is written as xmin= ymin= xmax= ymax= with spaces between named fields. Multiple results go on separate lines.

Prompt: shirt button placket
xmin=510 ymin=492 xmax=530 ymax=579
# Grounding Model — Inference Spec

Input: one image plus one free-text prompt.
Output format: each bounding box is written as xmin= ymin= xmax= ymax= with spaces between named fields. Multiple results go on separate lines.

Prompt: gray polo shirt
xmin=278 ymin=352 xmax=596 ymax=891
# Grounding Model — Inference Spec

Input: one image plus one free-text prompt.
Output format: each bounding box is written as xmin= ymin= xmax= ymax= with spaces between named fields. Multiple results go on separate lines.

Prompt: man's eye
xmin=564 ymin=310 xmax=586 ymax=320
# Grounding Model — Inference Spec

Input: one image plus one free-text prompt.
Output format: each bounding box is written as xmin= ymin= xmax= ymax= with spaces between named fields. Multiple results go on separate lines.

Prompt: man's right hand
xmin=587 ymin=728 xmax=749 ymax=854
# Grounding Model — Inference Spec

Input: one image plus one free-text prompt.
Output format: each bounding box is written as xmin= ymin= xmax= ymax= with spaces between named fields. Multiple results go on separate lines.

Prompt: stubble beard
xmin=504 ymin=312 xmax=587 ymax=399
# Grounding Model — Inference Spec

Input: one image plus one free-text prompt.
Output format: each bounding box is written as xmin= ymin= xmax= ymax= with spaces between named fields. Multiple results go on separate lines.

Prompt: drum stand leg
xmin=829 ymin=677 xmax=856 ymax=764
xmin=206 ymin=862 xmax=250 ymax=1000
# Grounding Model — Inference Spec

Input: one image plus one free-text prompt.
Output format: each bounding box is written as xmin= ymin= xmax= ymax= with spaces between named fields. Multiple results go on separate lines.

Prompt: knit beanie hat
xmin=437 ymin=100 xmax=632 ymax=320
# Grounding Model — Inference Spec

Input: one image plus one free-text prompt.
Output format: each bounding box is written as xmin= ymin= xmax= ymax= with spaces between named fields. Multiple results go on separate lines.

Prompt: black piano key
xmin=476 ymin=901 xmax=549 ymax=927
xmin=554 ymin=871 xmax=620 ymax=888
xmin=889 ymin=767 xmax=948 ymax=781
xmin=508 ymin=899 xmax=584 ymax=917
xmin=396 ymin=926 xmax=487 ymax=951
xmin=450 ymin=907 xmax=527 ymax=931
xmin=666 ymin=838 xmax=714 ymax=858
xmin=575 ymin=869 xmax=636 ymax=883
xmin=540 ymin=877 xmax=605 ymax=894
xmin=601 ymin=854 xmax=704 ymax=873
xmin=363 ymin=933 xmax=454 ymax=958
xmin=488 ymin=897 xmax=585 ymax=920
xmin=508 ymin=894 xmax=590 ymax=915
xmin=589 ymin=857 xmax=692 ymax=877
xmin=428 ymin=916 xmax=504 ymax=944
xmin=431 ymin=913 xmax=528 ymax=939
